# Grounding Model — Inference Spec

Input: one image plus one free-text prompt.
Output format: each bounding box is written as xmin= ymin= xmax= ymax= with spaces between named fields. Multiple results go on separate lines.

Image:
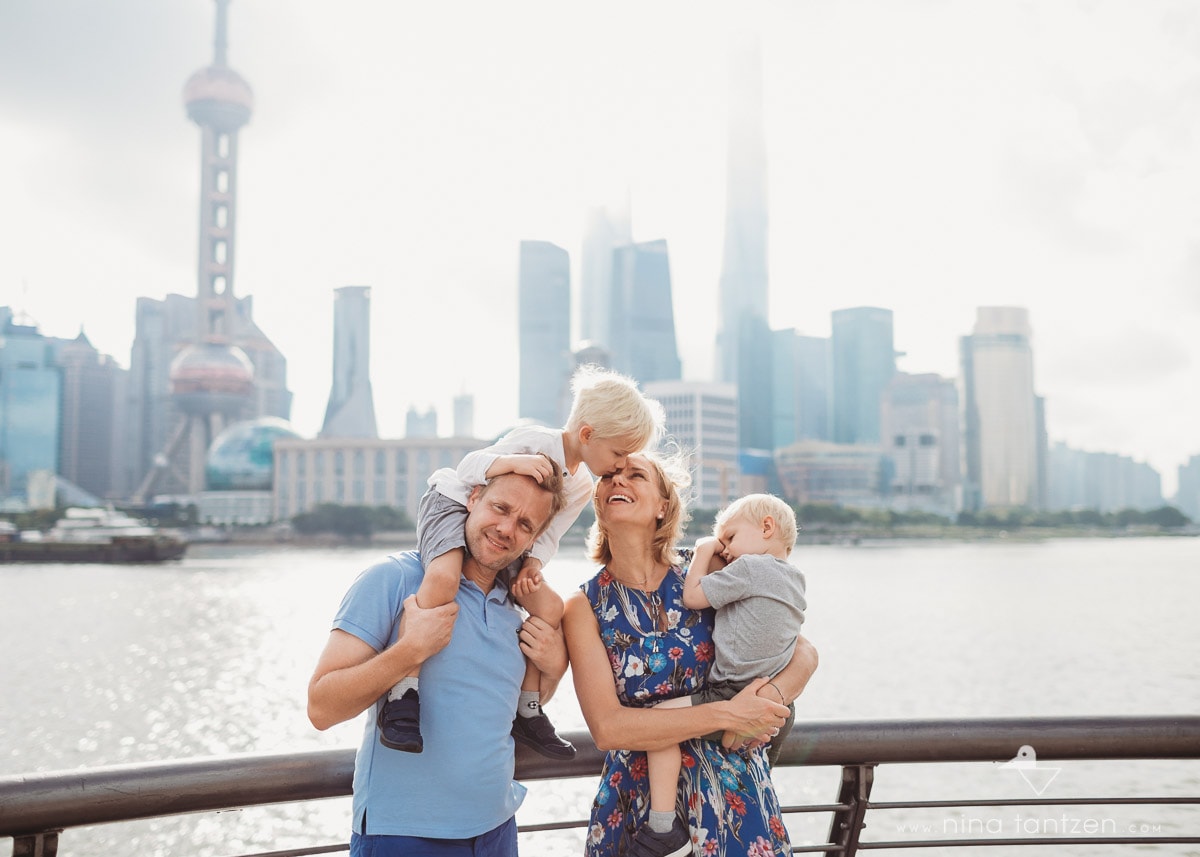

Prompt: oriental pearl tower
xmin=133 ymin=0 xmax=256 ymax=501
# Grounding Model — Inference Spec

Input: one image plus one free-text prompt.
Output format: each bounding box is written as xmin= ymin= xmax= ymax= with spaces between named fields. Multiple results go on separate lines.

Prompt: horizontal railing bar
xmin=780 ymin=803 xmax=850 ymax=814
xmin=513 ymin=818 xmax=591 ymax=834
xmin=859 ymin=836 xmax=1200 ymax=849
xmin=2 ymin=716 xmax=1197 ymax=839
xmin=219 ymin=845 xmax=347 ymax=857
xmin=778 ymin=714 xmax=1200 ymax=766
xmin=868 ymin=796 xmax=1200 ymax=809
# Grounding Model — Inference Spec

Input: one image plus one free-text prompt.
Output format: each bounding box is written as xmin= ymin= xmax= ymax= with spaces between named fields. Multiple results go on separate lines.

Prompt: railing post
xmin=12 ymin=831 xmax=60 ymax=857
xmin=826 ymin=764 xmax=874 ymax=856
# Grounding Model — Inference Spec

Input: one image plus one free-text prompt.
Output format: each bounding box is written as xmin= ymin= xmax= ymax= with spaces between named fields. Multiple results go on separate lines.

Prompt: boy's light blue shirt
xmin=332 ymin=551 xmax=527 ymax=837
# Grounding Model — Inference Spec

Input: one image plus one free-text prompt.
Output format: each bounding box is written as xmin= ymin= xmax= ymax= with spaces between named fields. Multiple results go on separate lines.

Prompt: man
xmin=308 ymin=461 xmax=568 ymax=856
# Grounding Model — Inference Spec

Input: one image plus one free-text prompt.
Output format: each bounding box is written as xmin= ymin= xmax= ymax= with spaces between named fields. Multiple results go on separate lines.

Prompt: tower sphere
xmin=184 ymin=65 xmax=253 ymax=130
xmin=205 ymin=417 xmax=302 ymax=491
xmin=169 ymin=342 xmax=255 ymax=415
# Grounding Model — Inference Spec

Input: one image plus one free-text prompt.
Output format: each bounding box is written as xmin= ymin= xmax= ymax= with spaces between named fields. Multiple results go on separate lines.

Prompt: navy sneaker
xmin=627 ymin=818 xmax=692 ymax=857
xmin=377 ymin=688 xmax=423 ymax=753
xmin=511 ymin=709 xmax=576 ymax=759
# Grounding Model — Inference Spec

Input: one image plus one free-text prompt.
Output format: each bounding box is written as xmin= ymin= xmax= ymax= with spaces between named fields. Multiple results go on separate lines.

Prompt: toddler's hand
xmin=503 ymin=454 xmax=556 ymax=483
xmin=511 ymin=560 xmax=544 ymax=598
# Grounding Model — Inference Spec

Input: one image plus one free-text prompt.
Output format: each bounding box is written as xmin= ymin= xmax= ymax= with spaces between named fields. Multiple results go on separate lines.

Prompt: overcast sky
xmin=3 ymin=0 xmax=1198 ymax=495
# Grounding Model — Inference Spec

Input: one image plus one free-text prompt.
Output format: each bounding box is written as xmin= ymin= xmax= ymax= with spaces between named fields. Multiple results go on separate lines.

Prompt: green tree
xmin=293 ymin=504 xmax=374 ymax=539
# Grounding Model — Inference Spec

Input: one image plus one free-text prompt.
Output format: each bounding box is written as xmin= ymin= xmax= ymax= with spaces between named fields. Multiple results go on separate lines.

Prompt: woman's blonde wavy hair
xmin=588 ymin=447 xmax=692 ymax=568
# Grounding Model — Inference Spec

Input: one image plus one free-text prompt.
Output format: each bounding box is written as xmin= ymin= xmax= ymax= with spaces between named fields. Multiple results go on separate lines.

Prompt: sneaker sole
xmin=511 ymin=730 xmax=576 ymax=760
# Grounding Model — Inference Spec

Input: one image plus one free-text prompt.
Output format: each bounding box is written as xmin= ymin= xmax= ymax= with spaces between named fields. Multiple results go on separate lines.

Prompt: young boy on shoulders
xmin=377 ymin=366 xmax=664 ymax=758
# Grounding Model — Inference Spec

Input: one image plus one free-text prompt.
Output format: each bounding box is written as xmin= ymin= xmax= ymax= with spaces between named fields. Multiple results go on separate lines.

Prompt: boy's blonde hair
xmin=715 ymin=493 xmax=799 ymax=553
xmin=565 ymin=365 xmax=664 ymax=451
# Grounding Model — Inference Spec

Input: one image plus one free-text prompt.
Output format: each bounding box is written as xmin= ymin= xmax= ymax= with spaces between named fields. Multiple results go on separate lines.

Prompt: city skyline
xmin=3 ymin=1 xmax=1199 ymax=493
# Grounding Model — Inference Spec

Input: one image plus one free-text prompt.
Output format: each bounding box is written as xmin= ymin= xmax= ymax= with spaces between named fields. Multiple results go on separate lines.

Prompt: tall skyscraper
xmin=772 ymin=330 xmax=832 ymax=448
xmin=609 ymin=240 xmax=682 ymax=386
xmin=644 ymin=380 xmax=740 ymax=509
xmin=128 ymin=0 xmax=289 ymax=501
xmin=831 ymin=307 xmax=896 ymax=445
xmin=55 ymin=331 xmax=128 ymax=500
xmin=518 ymin=240 xmax=572 ymax=426
xmin=321 ymin=286 xmax=378 ymax=439
xmin=715 ymin=36 xmax=773 ymax=452
xmin=0 ymin=309 xmax=60 ymax=505
xmin=406 ymin=406 xmax=438 ymax=439
xmin=879 ymin=372 xmax=960 ymax=514
xmin=579 ymin=202 xmax=631 ymax=351
xmin=452 ymin=392 xmax=475 ymax=438
xmin=959 ymin=307 xmax=1039 ymax=511
xmin=1175 ymin=455 xmax=1200 ymax=522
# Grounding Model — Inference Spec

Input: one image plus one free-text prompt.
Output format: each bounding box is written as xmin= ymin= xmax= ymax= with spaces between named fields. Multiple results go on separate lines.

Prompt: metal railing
xmin=2 ymin=716 xmax=1198 ymax=856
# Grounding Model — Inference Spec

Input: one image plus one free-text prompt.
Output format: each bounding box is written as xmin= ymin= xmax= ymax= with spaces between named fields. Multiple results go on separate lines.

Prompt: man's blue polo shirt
xmin=331 ymin=551 xmax=527 ymax=837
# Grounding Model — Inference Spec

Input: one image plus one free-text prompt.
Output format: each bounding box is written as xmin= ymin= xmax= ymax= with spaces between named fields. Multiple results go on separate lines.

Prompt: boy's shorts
xmin=417 ymin=489 xmax=469 ymax=564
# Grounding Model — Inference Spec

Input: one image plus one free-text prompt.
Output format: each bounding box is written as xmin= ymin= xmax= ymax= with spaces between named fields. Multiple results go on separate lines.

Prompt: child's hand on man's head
xmin=505 ymin=454 xmax=555 ymax=483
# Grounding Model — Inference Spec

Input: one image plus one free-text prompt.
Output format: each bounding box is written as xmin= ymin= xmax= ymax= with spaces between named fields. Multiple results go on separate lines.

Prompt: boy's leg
xmin=647 ymin=697 xmax=689 ymax=819
xmin=629 ymin=697 xmax=693 ymax=857
xmin=378 ymin=549 xmax=463 ymax=753
xmin=510 ymin=657 xmax=576 ymax=759
xmin=508 ymin=558 xmax=575 ymax=759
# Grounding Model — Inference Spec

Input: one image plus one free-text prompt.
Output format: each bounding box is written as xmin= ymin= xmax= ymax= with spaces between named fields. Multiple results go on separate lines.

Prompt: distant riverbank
xmin=201 ymin=523 xmax=1198 ymax=548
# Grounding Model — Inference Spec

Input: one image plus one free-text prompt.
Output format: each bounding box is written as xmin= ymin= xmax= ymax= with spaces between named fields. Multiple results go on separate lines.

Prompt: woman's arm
xmin=563 ymin=592 xmax=789 ymax=752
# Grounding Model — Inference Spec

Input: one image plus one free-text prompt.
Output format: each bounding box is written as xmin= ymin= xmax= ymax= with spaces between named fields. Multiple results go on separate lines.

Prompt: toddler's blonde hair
xmin=565 ymin=365 xmax=664 ymax=451
xmin=715 ymin=493 xmax=799 ymax=553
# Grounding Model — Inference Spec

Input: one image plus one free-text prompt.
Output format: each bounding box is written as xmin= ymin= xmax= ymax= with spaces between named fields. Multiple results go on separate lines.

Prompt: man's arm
xmin=681 ymin=537 xmax=726 ymax=609
xmin=307 ymin=595 xmax=457 ymax=731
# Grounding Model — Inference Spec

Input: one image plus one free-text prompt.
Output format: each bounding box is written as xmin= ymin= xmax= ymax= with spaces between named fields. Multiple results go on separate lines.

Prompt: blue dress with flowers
xmin=581 ymin=564 xmax=791 ymax=857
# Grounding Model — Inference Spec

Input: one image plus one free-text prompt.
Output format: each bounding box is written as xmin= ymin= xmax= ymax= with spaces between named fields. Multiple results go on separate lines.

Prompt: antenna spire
xmin=213 ymin=0 xmax=230 ymax=66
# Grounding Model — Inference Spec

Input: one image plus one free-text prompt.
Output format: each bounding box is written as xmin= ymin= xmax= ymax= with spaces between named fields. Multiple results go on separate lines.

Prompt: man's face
xmin=464 ymin=474 xmax=555 ymax=573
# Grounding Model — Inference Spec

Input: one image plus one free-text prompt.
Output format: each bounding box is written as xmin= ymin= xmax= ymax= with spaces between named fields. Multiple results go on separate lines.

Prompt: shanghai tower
xmin=714 ymin=36 xmax=773 ymax=451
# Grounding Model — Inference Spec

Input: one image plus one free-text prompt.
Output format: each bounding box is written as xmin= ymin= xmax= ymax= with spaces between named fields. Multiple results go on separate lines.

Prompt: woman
xmin=563 ymin=452 xmax=818 ymax=857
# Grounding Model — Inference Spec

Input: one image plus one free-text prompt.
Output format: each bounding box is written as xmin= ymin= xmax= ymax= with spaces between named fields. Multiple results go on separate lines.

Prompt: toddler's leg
xmin=510 ymin=655 xmax=577 ymax=759
xmin=630 ymin=696 xmax=694 ymax=857
xmin=509 ymin=561 xmax=575 ymax=759
xmin=377 ymin=550 xmax=463 ymax=753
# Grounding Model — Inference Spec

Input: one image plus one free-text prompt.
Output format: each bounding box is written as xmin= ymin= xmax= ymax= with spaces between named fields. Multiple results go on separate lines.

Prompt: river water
xmin=1 ymin=537 xmax=1197 ymax=855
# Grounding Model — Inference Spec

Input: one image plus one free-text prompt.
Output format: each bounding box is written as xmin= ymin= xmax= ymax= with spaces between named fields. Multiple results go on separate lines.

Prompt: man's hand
xmin=397 ymin=593 xmax=458 ymax=661
xmin=518 ymin=615 xmax=568 ymax=681
xmin=493 ymin=453 xmax=556 ymax=483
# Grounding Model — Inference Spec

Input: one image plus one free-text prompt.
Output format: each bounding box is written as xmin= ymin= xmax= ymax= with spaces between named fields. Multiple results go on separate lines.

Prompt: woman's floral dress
xmin=581 ymin=564 xmax=791 ymax=857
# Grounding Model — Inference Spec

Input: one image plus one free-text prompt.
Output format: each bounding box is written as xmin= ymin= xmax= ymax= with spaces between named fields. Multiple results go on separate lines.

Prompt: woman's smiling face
xmin=594 ymin=453 xmax=667 ymax=529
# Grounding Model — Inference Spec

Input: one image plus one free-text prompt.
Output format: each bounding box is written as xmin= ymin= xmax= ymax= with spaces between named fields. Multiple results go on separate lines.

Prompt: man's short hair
xmin=479 ymin=453 xmax=567 ymax=537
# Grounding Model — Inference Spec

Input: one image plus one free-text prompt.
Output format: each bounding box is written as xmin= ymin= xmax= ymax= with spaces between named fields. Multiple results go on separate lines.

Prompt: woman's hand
xmin=722 ymin=677 xmax=789 ymax=741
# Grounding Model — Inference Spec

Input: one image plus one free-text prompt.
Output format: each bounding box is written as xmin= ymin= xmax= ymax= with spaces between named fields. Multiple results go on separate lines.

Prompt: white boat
xmin=47 ymin=507 xmax=159 ymax=543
